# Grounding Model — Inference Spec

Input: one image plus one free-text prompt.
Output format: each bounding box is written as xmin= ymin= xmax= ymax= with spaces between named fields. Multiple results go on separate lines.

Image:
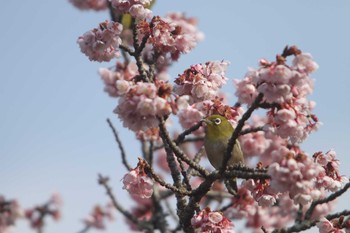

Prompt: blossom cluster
xmin=174 ymin=61 xmax=229 ymax=103
xmin=268 ymin=148 xmax=348 ymax=205
xmin=115 ymin=80 xmax=173 ymax=131
xmin=83 ymin=203 xmax=114 ymax=230
xmin=317 ymin=217 xmax=350 ymax=233
xmin=110 ymin=0 xmax=153 ymax=20
xmin=0 ymin=196 xmax=22 ymax=233
xmin=122 ymin=159 xmax=154 ymax=199
xmin=235 ymin=50 xmax=319 ymax=143
xmin=126 ymin=199 xmax=152 ymax=231
xmin=69 ymin=0 xmax=107 ymax=11
xmin=99 ymin=62 xmax=138 ymax=97
xmin=78 ymin=20 xmax=123 ymax=62
xmin=24 ymin=193 xmax=63 ymax=230
xmin=314 ymin=150 xmax=349 ymax=192
xmin=191 ymin=207 xmax=234 ymax=233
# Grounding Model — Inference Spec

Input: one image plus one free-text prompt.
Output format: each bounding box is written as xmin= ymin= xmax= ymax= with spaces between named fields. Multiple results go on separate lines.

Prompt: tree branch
xmin=106 ymin=119 xmax=132 ymax=171
xmin=174 ymin=121 xmax=203 ymax=145
xmin=304 ymin=181 xmax=350 ymax=220
xmin=143 ymin=160 xmax=191 ymax=196
xmin=158 ymin=117 xmax=209 ymax=178
xmin=221 ymin=93 xmax=264 ymax=173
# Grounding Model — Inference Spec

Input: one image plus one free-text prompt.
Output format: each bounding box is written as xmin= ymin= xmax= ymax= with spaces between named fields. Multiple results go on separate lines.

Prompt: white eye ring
xmin=214 ymin=118 xmax=221 ymax=125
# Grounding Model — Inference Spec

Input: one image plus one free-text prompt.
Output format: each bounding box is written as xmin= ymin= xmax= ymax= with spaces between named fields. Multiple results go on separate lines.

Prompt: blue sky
xmin=1 ymin=1 xmax=350 ymax=232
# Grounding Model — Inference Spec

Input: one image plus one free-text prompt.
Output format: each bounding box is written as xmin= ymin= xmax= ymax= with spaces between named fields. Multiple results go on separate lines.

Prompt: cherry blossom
xmin=69 ymin=0 xmax=107 ymax=11
xmin=245 ymin=194 xmax=297 ymax=232
xmin=191 ymin=207 xmax=234 ymax=233
xmin=225 ymin=186 xmax=255 ymax=219
xmin=243 ymin=178 xmax=278 ymax=207
xmin=99 ymin=62 xmax=138 ymax=97
xmin=114 ymin=81 xmax=172 ymax=131
xmin=174 ymin=61 xmax=229 ymax=103
xmin=83 ymin=203 xmax=114 ymax=230
xmin=110 ymin=0 xmax=153 ymax=20
xmin=0 ymin=196 xmax=22 ymax=233
xmin=78 ymin=21 xmax=123 ymax=62
xmin=268 ymin=151 xmax=324 ymax=205
xmin=138 ymin=13 xmax=203 ymax=64
xmin=126 ymin=201 xmax=153 ymax=231
xmin=316 ymin=217 xmax=347 ymax=233
xmin=314 ymin=150 xmax=349 ymax=192
xmin=122 ymin=159 xmax=153 ymax=199
xmin=25 ymin=193 xmax=63 ymax=230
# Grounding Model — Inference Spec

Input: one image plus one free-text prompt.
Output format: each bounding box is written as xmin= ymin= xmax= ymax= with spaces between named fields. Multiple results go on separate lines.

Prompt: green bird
xmin=202 ymin=115 xmax=244 ymax=192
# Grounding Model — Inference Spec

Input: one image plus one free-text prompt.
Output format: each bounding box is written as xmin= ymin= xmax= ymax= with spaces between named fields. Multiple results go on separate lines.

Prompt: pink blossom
xmin=111 ymin=0 xmax=152 ymax=19
xmin=234 ymin=75 xmax=259 ymax=105
xmin=78 ymin=21 xmax=123 ymax=62
xmin=147 ymin=14 xmax=203 ymax=61
xmin=314 ymin=150 xmax=349 ymax=192
xmin=25 ymin=193 xmax=63 ymax=230
xmin=0 ymin=196 xmax=22 ymax=232
xmin=245 ymin=194 xmax=297 ymax=231
xmin=243 ymin=179 xmax=277 ymax=207
xmin=129 ymin=4 xmax=152 ymax=19
xmin=235 ymin=51 xmax=318 ymax=106
xmin=266 ymin=101 xmax=319 ymax=143
xmin=69 ymin=0 xmax=107 ymax=11
xmin=114 ymin=81 xmax=172 ymax=131
xmin=268 ymin=152 xmax=324 ymax=205
xmin=126 ymin=201 xmax=152 ymax=231
xmin=292 ymin=53 xmax=319 ymax=74
xmin=225 ymin=187 xmax=255 ymax=219
xmin=136 ymin=127 xmax=160 ymax=142
xmin=99 ymin=62 xmax=138 ymax=97
xmin=122 ymin=159 xmax=153 ymax=199
xmin=176 ymin=96 xmax=205 ymax=133
xmin=316 ymin=217 xmax=346 ymax=233
xmin=175 ymin=61 xmax=229 ymax=103
xmin=83 ymin=203 xmax=114 ymax=230
xmin=240 ymin=130 xmax=270 ymax=158
xmin=191 ymin=207 xmax=234 ymax=233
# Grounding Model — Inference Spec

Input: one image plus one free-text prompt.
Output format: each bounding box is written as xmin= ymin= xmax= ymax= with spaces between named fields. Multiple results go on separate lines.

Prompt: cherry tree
xmin=1 ymin=1 xmax=349 ymax=233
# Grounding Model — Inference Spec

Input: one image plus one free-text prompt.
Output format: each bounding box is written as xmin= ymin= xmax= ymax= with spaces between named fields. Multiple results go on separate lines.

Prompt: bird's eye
xmin=214 ymin=118 xmax=221 ymax=125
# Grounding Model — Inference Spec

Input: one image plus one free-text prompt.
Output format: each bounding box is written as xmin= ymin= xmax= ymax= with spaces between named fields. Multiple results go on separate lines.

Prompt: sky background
xmin=1 ymin=1 xmax=350 ymax=233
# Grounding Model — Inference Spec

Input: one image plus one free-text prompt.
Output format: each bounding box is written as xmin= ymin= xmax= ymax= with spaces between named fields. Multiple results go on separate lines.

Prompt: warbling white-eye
xmin=202 ymin=115 xmax=244 ymax=192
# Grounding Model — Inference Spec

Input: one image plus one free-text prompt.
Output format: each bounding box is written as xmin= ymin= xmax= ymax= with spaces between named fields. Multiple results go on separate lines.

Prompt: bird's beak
xmin=201 ymin=118 xmax=212 ymax=125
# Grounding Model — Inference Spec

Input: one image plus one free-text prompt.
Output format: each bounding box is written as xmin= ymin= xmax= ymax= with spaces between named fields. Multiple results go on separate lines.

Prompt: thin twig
xmin=154 ymin=137 xmax=204 ymax=151
xmin=305 ymin=181 xmax=350 ymax=220
xmin=273 ymin=210 xmax=350 ymax=233
xmin=157 ymin=118 xmax=188 ymax=230
xmin=106 ymin=119 xmax=132 ymax=171
xmin=186 ymin=147 xmax=205 ymax=178
xmin=119 ymin=44 xmax=135 ymax=56
xmin=131 ymin=20 xmax=149 ymax=82
xmin=77 ymin=226 xmax=90 ymax=233
xmin=158 ymin=117 xmax=209 ymax=178
xmin=261 ymin=226 xmax=269 ymax=233
xmin=295 ymin=204 xmax=303 ymax=224
xmin=174 ymin=121 xmax=203 ymax=145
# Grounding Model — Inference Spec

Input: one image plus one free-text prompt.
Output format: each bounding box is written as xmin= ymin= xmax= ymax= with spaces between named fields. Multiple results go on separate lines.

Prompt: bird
xmin=202 ymin=114 xmax=244 ymax=193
